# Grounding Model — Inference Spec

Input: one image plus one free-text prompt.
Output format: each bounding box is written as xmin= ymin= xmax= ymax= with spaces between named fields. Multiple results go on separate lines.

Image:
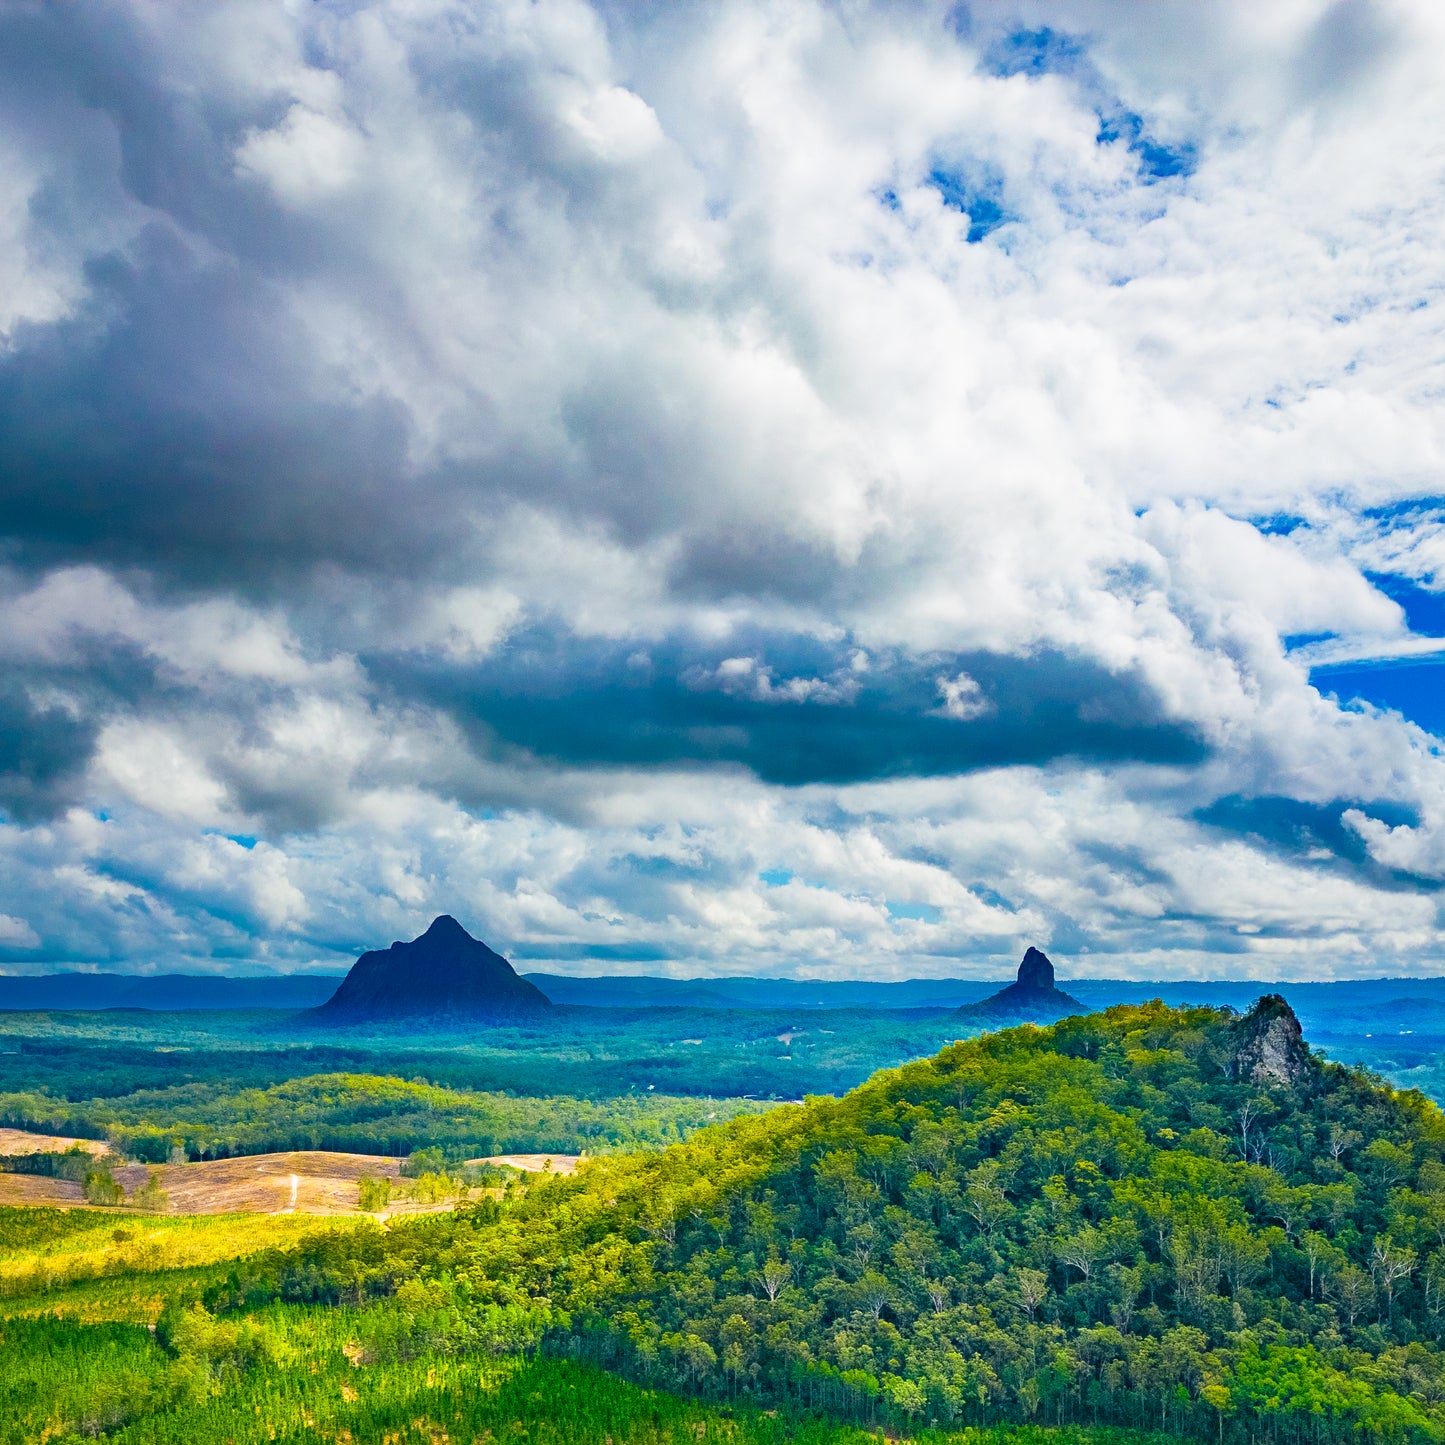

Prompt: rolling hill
xmin=230 ymin=993 xmax=1445 ymax=1441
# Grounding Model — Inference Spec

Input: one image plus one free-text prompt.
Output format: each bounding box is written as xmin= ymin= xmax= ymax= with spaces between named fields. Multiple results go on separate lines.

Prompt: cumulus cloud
xmin=1 ymin=0 xmax=1444 ymax=977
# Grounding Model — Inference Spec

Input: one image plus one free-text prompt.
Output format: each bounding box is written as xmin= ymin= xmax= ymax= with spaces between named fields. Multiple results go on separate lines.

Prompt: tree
xmin=1369 ymin=1236 xmax=1416 ymax=1322
xmin=1057 ymin=1225 xmax=1105 ymax=1282
xmin=1218 ymin=1224 xmax=1269 ymax=1298
xmin=1325 ymin=1123 xmax=1362 ymax=1165
xmin=131 ymin=1170 xmax=169 ymax=1213
xmin=1327 ymin=1264 xmax=1376 ymax=1328
xmin=83 ymin=1169 xmax=123 ymax=1206
xmin=1010 ymin=1268 xmax=1049 ymax=1321
xmin=961 ymin=1162 xmax=1012 ymax=1244
xmin=1200 ymin=1381 xmax=1234 ymax=1443
xmin=1301 ymin=1230 xmax=1342 ymax=1300
xmin=759 ymin=1257 xmax=791 ymax=1303
xmin=357 ymin=1175 xmax=392 ymax=1212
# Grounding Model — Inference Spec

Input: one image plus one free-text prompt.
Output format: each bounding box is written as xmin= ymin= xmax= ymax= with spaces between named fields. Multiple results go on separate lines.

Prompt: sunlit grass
xmin=0 ymin=1206 xmax=369 ymax=1312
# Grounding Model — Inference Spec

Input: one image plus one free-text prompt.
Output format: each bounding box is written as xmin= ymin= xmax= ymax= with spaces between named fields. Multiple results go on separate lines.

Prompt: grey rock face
xmin=1228 ymin=994 xmax=1312 ymax=1087
xmin=1017 ymin=946 xmax=1055 ymax=990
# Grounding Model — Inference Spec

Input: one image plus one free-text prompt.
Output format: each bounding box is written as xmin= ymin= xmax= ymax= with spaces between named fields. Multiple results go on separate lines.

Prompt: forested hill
xmin=232 ymin=996 xmax=1445 ymax=1441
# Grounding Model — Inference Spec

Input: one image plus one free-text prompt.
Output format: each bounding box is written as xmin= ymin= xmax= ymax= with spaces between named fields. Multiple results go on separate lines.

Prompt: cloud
xmin=375 ymin=629 xmax=1206 ymax=786
xmin=0 ymin=0 xmax=1444 ymax=976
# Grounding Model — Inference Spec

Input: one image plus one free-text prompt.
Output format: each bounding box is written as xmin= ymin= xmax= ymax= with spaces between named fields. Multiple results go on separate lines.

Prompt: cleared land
xmin=0 ymin=1127 xmax=108 ymax=1156
xmin=0 ymin=1146 xmax=474 ymax=1216
xmin=476 ymin=1152 xmax=581 ymax=1175
xmin=149 ymin=1150 xmax=405 ymax=1215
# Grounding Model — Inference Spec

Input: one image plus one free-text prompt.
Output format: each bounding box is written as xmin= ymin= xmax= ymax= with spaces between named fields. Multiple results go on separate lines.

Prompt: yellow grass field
xmin=0 ymin=1209 xmax=364 ymax=1318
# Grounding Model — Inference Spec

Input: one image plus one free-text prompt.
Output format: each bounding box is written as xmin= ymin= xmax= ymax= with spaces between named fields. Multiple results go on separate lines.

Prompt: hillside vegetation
xmin=0 ymin=1073 xmax=762 ymax=1162
xmin=216 ymin=998 xmax=1445 ymax=1442
xmin=9 ymin=998 xmax=1445 ymax=1442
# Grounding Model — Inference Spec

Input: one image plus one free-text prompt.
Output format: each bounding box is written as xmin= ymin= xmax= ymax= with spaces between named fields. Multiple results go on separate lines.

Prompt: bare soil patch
xmin=474 ymin=1153 xmax=581 ymax=1175
xmin=0 ymin=1128 xmax=109 ymax=1157
xmin=152 ymin=1151 xmax=406 ymax=1215
xmin=0 ymin=1174 xmax=87 ymax=1207
xmin=0 ymin=1150 xmax=431 ymax=1215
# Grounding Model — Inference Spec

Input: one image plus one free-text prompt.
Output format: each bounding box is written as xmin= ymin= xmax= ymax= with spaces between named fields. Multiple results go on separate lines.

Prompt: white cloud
xmin=2 ymin=0 xmax=1445 ymax=975
xmin=0 ymin=913 xmax=39 ymax=950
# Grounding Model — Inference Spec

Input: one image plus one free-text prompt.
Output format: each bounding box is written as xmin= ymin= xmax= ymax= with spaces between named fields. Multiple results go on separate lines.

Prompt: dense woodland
xmin=0 ymin=1003 xmax=975 ymax=1102
xmin=198 ymin=999 xmax=1445 ymax=1442
xmin=0 ymin=1071 xmax=760 ymax=1161
xmin=9 ymin=998 xmax=1445 ymax=1441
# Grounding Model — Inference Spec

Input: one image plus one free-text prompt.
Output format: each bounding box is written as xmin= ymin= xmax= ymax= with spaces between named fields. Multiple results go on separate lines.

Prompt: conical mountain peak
xmin=954 ymin=945 xmax=1082 ymax=1025
xmin=317 ymin=916 xmax=551 ymax=1021
xmin=419 ymin=914 xmax=469 ymax=941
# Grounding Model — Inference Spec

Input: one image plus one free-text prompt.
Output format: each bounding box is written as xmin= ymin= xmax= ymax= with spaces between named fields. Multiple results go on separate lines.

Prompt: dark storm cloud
xmin=0 ymin=238 xmax=424 ymax=584
xmin=0 ymin=3 xmax=437 ymax=586
xmin=372 ymin=629 xmax=1207 ymax=785
xmin=0 ymin=0 xmax=759 ymax=595
xmin=0 ymin=683 xmax=97 ymax=823
xmin=1194 ymin=795 xmax=1443 ymax=892
xmin=0 ymin=640 xmax=171 ymax=822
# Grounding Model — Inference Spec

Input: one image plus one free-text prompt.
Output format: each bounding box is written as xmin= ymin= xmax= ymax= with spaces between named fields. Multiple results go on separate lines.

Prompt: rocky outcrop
xmin=1226 ymin=994 xmax=1312 ymax=1087
xmin=1016 ymin=946 xmax=1056 ymax=991
xmin=316 ymin=916 xmax=551 ymax=1022
xmin=955 ymin=947 xmax=1084 ymax=1025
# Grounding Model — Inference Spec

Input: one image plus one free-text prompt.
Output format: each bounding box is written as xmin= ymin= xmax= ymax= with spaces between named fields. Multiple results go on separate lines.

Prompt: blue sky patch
xmin=886 ymin=901 xmax=943 ymax=924
xmin=981 ymin=26 xmax=1194 ymax=184
xmin=1366 ymin=572 xmax=1445 ymax=636
xmin=1097 ymin=108 xmax=1196 ymax=180
xmin=983 ymin=27 xmax=1085 ymax=79
xmin=1313 ymin=655 xmax=1445 ymax=738
xmin=928 ymin=166 xmax=1007 ymax=242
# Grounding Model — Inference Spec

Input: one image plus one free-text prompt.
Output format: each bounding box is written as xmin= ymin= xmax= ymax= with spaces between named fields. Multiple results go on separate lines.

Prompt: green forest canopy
xmin=212 ymin=997 xmax=1445 ymax=1443
xmin=0 ymin=1073 xmax=764 ymax=1161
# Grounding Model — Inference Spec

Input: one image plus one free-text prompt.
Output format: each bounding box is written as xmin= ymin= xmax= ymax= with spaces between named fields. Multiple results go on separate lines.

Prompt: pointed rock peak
xmin=1017 ymin=946 xmax=1055 ymax=990
xmin=1229 ymin=993 xmax=1311 ymax=1088
xmin=419 ymin=914 xmax=470 ymax=941
xmin=954 ymin=946 xmax=1080 ymax=1025
xmin=317 ymin=914 xmax=550 ymax=1020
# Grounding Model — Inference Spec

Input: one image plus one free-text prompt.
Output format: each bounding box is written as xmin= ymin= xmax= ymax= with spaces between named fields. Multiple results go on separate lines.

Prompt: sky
xmin=2 ymin=0 xmax=1445 ymax=981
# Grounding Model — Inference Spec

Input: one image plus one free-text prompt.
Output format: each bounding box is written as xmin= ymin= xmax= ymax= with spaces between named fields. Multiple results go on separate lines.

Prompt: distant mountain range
xmin=7 ymin=938 xmax=1445 ymax=1039
xmin=0 ymin=972 xmax=345 ymax=1012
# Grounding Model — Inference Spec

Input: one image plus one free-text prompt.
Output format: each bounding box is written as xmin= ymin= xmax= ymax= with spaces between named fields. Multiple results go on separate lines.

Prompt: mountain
xmin=314 ymin=915 xmax=551 ymax=1021
xmin=953 ymin=944 xmax=1083 ymax=1023
xmin=251 ymin=995 xmax=1445 ymax=1441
